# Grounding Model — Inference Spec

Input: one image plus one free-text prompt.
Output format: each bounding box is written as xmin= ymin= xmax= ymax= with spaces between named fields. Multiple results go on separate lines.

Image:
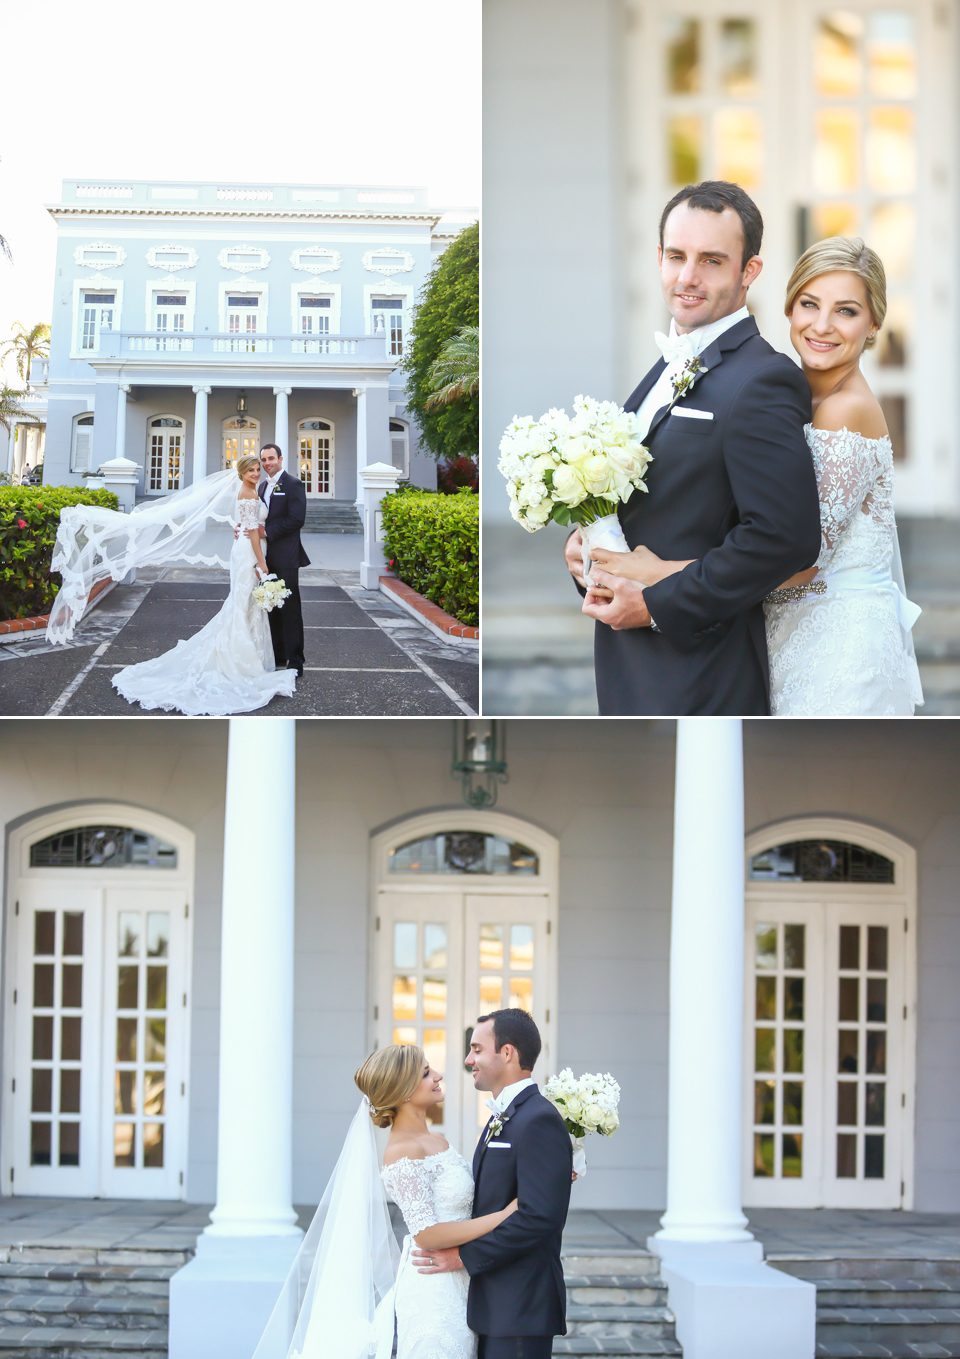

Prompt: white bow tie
xmin=485 ymin=1096 xmax=501 ymax=1114
xmin=654 ymin=329 xmax=699 ymax=368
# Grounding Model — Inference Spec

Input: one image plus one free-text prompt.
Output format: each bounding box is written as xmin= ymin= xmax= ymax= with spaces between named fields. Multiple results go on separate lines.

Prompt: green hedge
xmin=0 ymin=486 xmax=119 ymax=621
xmin=380 ymin=487 xmax=478 ymax=626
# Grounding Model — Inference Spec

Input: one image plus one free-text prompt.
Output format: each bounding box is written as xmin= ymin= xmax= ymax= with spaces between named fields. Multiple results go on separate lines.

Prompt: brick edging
xmin=0 ymin=575 xmax=115 ymax=643
xmin=379 ymin=575 xmax=479 ymax=646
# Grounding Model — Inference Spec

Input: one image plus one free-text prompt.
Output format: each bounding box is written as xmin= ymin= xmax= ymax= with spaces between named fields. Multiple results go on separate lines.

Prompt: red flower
xmin=17 ymin=519 xmax=26 ymax=529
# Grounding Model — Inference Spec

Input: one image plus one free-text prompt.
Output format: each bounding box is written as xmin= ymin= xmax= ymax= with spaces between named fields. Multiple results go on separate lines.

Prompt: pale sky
xmin=0 ymin=0 xmax=480 ymax=381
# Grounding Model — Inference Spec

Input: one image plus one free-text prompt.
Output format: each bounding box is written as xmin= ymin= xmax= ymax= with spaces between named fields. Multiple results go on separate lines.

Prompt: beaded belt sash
xmin=765 ymin=579 xmax=828 ymax=606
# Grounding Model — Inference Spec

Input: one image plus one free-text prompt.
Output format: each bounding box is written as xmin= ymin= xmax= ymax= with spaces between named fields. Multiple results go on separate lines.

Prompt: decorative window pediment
xmin=362 ymin=247 xmax=414 ymax=276
xmin=749 ymin=839 xmax=895 ymax=884
xmin=30 ymin=825 xmax=177 ymax=868
xmin=218 ymin=245 xmax=270 ymax=272
xmin=290 ymin=247 xmax=342 ymax=274
xmin=74 ymin=242 xmax=126 ymax=269
xmin=146 ymin=244 xmax=199 ymax=272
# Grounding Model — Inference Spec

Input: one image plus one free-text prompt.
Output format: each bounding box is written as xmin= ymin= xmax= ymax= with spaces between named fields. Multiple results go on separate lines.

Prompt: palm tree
xmin=424 ymin=326 xmax=479 ymax=409
xmin=0 ymin=385 xmax=34 ymax=436
xmin=1 ymin=321 xmax=50 ymax=387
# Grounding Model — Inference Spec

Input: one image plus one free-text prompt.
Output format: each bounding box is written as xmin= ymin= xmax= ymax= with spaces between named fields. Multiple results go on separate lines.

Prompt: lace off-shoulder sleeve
xmin=381 ymin=1158 xmax=439 ymax=1236
xmin=808 ymin=426 xmax=881 ymax=553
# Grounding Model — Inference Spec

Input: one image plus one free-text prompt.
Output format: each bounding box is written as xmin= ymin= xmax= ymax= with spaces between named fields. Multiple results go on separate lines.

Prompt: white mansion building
xmin=26 ymin=179 xmax=474 ymax=505
xmin=1 ymin=717 xmax=958 ymax=1354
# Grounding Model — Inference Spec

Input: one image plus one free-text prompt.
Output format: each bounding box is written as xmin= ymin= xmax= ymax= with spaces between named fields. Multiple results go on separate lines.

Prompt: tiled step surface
xmin=555 ymin=1257 xmax=681 ymax=1357
xmin=0 ymin=1254 xmax=182 ymax=1358
xmin=302 ymin=501 xmax=362 ymax=533
xmin=772 ymin=1255 xmax=960 ymax=1358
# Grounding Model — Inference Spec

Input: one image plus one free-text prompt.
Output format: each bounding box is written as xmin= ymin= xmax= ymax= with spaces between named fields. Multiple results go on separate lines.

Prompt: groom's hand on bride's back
xmin=582 ymin=569 xmax=653 ymax=629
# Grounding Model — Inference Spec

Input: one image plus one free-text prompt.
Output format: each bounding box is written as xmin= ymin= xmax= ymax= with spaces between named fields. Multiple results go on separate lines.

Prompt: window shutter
xmin=74 ymin=431 xmax=92 ymax=473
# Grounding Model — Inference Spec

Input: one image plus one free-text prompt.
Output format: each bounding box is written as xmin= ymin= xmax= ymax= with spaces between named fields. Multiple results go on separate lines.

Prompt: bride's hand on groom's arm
xmin=591 ymin=545 xmax=692 ymax=587
xmin=582 ymin=570 xmax=653 ymax=629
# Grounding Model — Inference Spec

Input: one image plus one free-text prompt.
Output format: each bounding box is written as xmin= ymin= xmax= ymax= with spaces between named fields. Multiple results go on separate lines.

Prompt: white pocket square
xmin=487 ymin=1141 xmax=512 ymax=1148
xmin=670 ymin=407 xmax=713 ymax=420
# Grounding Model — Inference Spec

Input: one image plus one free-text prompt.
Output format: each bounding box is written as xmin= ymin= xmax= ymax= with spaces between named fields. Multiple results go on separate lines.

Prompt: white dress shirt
xmin=485 ymin=1076 xmax=537 ymax=1117
xmin=634 ymin=304 xmax=751 ymax=441
xmin=262 ymin=468 xmax=283 ymax=509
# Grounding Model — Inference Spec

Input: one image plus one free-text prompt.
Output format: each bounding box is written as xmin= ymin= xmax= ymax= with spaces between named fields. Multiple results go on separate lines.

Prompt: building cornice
xmin=46 ymin=205 xmax=443 ymax=227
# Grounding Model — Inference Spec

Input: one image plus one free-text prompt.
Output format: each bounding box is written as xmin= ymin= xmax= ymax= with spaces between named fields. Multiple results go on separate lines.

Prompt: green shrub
xmin=381 ymin=487 xmax=478 ymax=626
xmin=0 ymin=485 xmax=119 ymax=621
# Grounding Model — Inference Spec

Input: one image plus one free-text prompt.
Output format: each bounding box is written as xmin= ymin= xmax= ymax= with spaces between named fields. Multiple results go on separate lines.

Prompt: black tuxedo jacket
xmin=258 ymin=470 xmax=310 ymax=576
xmin=591 ymin=316 xmax=821 ymax=715
xmin=458 ymin=1084 xmax=572 ymax=1338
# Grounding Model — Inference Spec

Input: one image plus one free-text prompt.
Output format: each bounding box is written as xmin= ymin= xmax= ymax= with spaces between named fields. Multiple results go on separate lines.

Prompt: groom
xmin=412 ymin=1009 xmax=572 ymax=1358
xmin=565 ymin=179 xmax=822 ymax=715
xmin=256 ymin=444 xmax=310 ymax=677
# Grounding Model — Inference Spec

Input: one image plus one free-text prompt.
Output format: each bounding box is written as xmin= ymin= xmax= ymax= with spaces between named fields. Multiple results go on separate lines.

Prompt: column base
xmin=649 ymin=1238 xmax=815 ymax=1359
xmin=168 ymin=1233 xmax=302 ymax=1359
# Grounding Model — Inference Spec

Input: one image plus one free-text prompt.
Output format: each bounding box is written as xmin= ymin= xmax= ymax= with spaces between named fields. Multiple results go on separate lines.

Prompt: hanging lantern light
xmin=451 ymin=720 xmax=508 ymax=808
xmin=235 ymin=390 xmax=249 ymax=428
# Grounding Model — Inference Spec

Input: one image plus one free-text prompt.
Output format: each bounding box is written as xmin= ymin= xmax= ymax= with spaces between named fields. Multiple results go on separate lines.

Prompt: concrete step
xmin=816 ymin=1346 xmax=960 ymax=1358
xmin=816 ymin=1307 xmax=960 ymax=1343
xmin=553 ymin=1341 xmax=682 ymax=1356
xmin=0 ymin=1265 xmax=173 ymax=1297
xmin=0 ymin=1326 xmax=167 ymax=1353
xmin=814 ymin=1278 xmax=960 ymax=1308
xmin=566 ymin=1306 xmax=676 ymax=1339
xmin=567 ymin=1279 xmax=668 ymax=1307
xmin=773 ymin=1256 xmax=960 ymax=1281
xmin=0 ymin=1295 xmax=167 ymax=1327
xmin=302 ymin=500 xmax=362 ymax=533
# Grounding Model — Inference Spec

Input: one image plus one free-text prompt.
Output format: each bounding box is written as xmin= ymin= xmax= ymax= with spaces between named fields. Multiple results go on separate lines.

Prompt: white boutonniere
xmin=487 ymin=1111 xmax=510 ymax=1141
xmin=669 ymin=356 xmax=705 ymax=409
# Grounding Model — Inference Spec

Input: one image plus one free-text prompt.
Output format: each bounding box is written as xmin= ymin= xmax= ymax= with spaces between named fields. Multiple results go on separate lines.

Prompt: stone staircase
xmin=772 ymin=1254 xmax=960 ymax=1358
xmin=554 ymin=1253 xmax=681 ymax=1356
xmin=302 ymin=500 xmax=362 ymax=534
xmin=0 ymin=1248 xmax=188 ymax=1356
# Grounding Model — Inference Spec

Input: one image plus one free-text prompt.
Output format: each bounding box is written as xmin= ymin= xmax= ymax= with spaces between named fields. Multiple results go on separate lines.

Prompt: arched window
xmin=30 ymin=825 xmax=178 ymax=868
xmin=388 ymin=831 xmax=539 ymax=876
xmin=389 ymin=419 xmax=409 ymax=478
xmin=71 ymin=414 xmax=94 ymax=474
xmin=222 ymin=415 xmax=261 ymax=472
xmin=749 ymin=839 xmax=895 ymax=884
xmin=147 ymin=416 xmax=184 ymax=494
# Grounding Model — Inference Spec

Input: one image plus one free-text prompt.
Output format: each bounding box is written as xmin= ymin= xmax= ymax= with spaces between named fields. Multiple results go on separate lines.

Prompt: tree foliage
xmin=1 ymin=321 xmax=50 ymax=385
xmin=403 ymin=222 xmax=478 ymax=462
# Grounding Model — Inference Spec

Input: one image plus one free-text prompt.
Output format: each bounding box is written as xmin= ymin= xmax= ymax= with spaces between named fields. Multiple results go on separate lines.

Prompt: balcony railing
xmin=101 ymin=333 xmax=395 ymax=361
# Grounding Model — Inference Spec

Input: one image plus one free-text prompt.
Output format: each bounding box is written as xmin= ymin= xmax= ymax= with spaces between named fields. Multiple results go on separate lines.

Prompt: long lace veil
xmin=251 ymin=1099 xmax=400 ymax=1359
xmin=48 ymin=469 xmax=241 ymax=644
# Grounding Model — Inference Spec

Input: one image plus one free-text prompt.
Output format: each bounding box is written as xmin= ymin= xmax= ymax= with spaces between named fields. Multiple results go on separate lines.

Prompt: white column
xmin=655 ymin=718 xmax=754 ymax=1246
xmin=273 ymin=385 xmax=291 ymax=460
xmin=169 ymin=718 xmax=302 ymax=1359
xmin=115 ymin=383 xmax=130 ymax=460
xmin=192 ymin=385 xmax=211 ymax=484
xmin=206 ymin=717 xmax=300 ymax=1238
xmin=353 ymin=384 xmax=367 ymax=506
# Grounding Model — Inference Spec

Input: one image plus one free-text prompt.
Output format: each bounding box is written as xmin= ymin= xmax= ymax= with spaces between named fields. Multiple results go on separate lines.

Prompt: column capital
xmin=272 ymin=385 xmax=292 ymax=397
xmin=192 ymin=384 xmax=212 ymax=396
xmin=119 ymin=383 xmax=132 ymax=394
xmin=352 ymin=386 xmax=367 ymax=399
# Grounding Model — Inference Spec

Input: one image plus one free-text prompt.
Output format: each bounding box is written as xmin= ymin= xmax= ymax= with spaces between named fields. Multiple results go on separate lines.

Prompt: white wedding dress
xmin=764 ymin=425 xmax=923 ymax=716
xmin=112 ymin=495 xmax=297 ymax=715
xmin=382 ymin=1148 xmax=477 ymax=1359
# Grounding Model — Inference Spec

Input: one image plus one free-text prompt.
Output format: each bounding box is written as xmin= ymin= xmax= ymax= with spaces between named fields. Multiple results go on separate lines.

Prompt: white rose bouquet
xmin=543 ymin=1068 xmax=621 ymax=1180
xmin=498 ymin=395 xmax=652 ymax=583
xmin=253 ymin=574 xmax=291 ymax=613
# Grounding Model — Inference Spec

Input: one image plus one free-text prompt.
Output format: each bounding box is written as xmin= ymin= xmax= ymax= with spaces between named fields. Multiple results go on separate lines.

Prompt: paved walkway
xmin=0 ymin=561 xmax=478 ymax=718
xmin=0 ymin=1200 xmax=957 ymax=1261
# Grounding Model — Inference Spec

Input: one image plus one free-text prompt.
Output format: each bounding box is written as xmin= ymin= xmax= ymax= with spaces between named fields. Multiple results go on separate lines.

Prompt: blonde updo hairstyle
xmin=355 ymin=1043 xmax=425 ymax=1129
xmin=236 ymin=452 xmax=261 ymax=480
xmin=784 ymin=236 xmax=886 ymax=349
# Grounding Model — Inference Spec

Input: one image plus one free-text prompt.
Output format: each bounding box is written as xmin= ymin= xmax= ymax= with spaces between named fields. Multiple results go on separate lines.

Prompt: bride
xmin=590 ymin=236 xmax=923 ymax=716
xmin=252 ymin=1044 xmax=514 ymax=1359
xmin=48 ymin=454 xmax=297 ymax=716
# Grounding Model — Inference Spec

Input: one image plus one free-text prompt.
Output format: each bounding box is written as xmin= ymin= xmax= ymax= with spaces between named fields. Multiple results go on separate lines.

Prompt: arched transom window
xmin=30 ymin=825 xmax=178 ymax=869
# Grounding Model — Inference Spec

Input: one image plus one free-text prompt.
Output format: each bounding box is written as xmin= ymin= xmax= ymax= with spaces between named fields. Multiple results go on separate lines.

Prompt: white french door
xmin=147 ymin=417 xmax=184 ymax=494
xmin=222 ymin=417 xmax=261 ymax=473
xmin=153 ymin=294 xmax=187 ymax=351
xmin=226 ymin=295 xmax=262 ymax=352
xmin=375 ymin=889 xmax=553 ymax=1160
xmin=744 ymin=894 xmax=908 ymax=1208
xmin=371 ymin=298 xmax=405 ymax=358
xmin=9 ymin=880 xmax=189 ymax=1198
xmin=297 ymin=420 xmax=334 ymax=497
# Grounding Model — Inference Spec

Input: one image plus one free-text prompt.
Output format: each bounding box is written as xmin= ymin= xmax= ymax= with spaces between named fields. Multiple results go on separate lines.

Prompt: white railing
xmin=112 ymin=333 xmax=389 ymax=361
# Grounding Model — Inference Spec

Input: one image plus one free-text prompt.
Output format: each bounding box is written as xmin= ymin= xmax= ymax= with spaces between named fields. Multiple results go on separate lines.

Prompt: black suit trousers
xmin=266 ymin=574 xmax=304 ymax=673
xmin=478 ymin=1337 xmax=553 ymax=1359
